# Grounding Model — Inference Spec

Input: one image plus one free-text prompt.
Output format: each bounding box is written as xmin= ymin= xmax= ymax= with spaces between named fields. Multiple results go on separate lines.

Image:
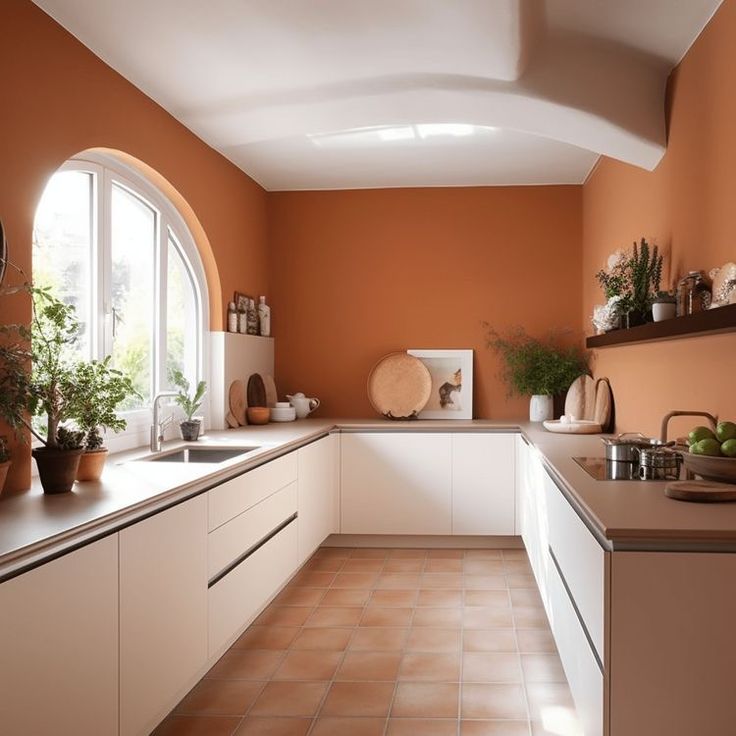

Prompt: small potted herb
xmin=70 ymin=356 xmax=138 ymax=482
xmin=651 ymin=290 xmax=677 ymax=322
xmin=0 ymin=436 xmax=10 ymax=493
xmin=170 ymin=369 xmax=207 ymax=441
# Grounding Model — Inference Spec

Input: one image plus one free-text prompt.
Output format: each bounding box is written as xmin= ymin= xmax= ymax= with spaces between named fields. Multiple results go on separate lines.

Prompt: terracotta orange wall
xmin=583 ymin=0 xmax=736 ymax=438
xmin=268 ymin=187 xmax=582 ymax=418
xmin=0 ymin=1 xmax=268 ymax=491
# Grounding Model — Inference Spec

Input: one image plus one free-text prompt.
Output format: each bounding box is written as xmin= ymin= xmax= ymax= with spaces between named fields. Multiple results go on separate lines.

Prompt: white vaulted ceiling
xmin=33 ymin=0 xmax=723 ymax=190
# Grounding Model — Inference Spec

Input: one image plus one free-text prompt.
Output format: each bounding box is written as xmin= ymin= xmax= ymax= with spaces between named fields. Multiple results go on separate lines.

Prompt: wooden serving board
xmin=665 ymin=480 xmax=736 ymax=503
xmin=264 ymin=374 xmax=278 ymax=407
xmin=247 ymin=373 xmax=268 ymax=408
xmin=228 ymin=380 xmax=247 ymax=426
xmin=593 ymin=377 xmax=612 ymax=430
xmin=564 ymin=375 xmax=596 ymax=421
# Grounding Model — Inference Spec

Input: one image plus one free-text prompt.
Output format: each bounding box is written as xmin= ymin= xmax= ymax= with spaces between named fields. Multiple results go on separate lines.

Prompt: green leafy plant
xmin=653 ymin=290 xmax=676 ymax=304
xmin=596 ymin=238 xmax=663 ymax=320
xmin=170 ymin=368 xmax=206 ymax=421
xmin=55 ymin=425 xmax=85 ymax=451
xmin=486 ymin=326 xmax=589 ymax=397
xmin=69 ymin=356 xmax=139 ymax=451
xmin=0 ymin=436 xmax=10 ymax=464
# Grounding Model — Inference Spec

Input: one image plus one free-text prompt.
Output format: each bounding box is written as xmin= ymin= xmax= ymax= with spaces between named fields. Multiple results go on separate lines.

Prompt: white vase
xmin=529 ymin=394 xmax=553 ymax=422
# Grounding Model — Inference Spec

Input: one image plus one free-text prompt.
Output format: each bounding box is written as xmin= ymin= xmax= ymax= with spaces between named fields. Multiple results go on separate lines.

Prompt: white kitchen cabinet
xmin=120 ymin=495 xmax=208 ymax=736
xmin=452 ymin=433 xmax=515 ymax=534
xmin=341 ymin=432 xmax=452 ymax=534
xmin=297 ymin=434 xmax=339 ymax=562
xmin=0 ymin=535 xmax=119 ymax=736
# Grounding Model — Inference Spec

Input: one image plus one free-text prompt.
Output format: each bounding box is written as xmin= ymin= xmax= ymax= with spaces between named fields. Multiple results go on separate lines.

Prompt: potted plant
xmin=486 ymin=326 xmax=589 ymax=422
xmin=0 ymin=436 xmax=10 ymax=493
xmin=170 ymin=368 xmax=207 ymax=441
xmin=595 ymin=238 xmax=663 ymax=328
xmin=69 ymin=356 xmax=138 ymax=481
xmin=651 ymin=290 xmax=677 ymax=322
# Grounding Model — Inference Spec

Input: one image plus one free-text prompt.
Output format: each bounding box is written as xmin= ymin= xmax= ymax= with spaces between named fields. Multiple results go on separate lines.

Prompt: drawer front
xmin=545 ymin=471 xmax=605 ymax=660
xmin=208 ymin=520 xmax=298 ymax=657
xmin=208 ymin=482 xmax=298 ymax=580
xmin=208 ymin=452 xmax=298 ymax=531
xmin=548 ymin=560 xmax=604 ymax=736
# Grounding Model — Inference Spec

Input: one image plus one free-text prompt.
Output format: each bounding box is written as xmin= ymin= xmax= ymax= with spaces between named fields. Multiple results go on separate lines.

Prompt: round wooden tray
xmin=543 ymin=419 xmax=602 ymax=434
xmin=367 ymin=352 xmax=431 ymax=420
xmin=665 ymin=480 xmax=736 ymax=503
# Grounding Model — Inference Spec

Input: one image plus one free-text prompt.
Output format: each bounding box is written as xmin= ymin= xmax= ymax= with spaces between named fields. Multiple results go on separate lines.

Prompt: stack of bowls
xmin=271 ymin=401 xmax=297 ymax=422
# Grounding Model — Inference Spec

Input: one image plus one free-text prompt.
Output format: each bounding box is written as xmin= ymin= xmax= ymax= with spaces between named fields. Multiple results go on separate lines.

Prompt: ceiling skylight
xmin=309 ymin=124 xmax=497 ymax=148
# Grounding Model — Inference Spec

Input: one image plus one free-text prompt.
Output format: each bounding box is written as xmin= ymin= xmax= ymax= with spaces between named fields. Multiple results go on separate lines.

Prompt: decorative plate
xmin=367 ymin=352 xmax=431 ymax=420
xmin=543 ymin=419 xmax=602 ymax=434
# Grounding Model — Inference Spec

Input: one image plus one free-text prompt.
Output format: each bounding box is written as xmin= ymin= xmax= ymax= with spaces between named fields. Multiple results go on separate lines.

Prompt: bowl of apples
xmin=682 ymin=421 xmax=736 ymax=484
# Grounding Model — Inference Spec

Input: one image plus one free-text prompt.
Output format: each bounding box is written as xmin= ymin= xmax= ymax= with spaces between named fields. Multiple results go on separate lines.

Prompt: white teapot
xmin=286 ymin=393 xmax=321 ymax=419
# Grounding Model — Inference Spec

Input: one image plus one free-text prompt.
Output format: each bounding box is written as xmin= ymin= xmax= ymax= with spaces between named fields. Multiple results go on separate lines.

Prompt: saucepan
xmin=601 ymin=433 xmax=671 ymax=463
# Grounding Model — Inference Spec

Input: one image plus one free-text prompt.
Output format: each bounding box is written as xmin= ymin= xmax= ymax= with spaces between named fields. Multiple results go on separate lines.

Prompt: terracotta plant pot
xmin=32 ymin=447 xmax=84 ymax=494
xmin=180 ymin=419 xmax=201 ymax=441
xmin=76 ymin=448 xmax=109 ymax=482
xmin=0 ymin=460 xmax=10 ymax=494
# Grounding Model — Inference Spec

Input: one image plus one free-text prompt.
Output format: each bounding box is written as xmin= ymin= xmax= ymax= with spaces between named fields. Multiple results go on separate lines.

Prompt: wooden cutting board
xmin=665 ymin=480 xmax=736 ymax=503
xmin=263 ymin=374 xmax=278 ymax=407
xmin=564 ymin=375 xmax=596 ymax=421
xmin=593 ymin=378 xmax=612 ymax=430
xmin=228 ymin=380 xmax=247 ymax=426
xmin=247 ymin=373 xmax=268 ymax=408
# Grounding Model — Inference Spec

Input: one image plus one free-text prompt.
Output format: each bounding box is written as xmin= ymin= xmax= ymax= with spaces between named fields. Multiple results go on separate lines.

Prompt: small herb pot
xmin=180 ymin=419 xmax=202 ymax=441
xmin=76 ymin=448 xmax=109 ymax=482
xmin=32 ymin=447 xmax=84 ymax=494
xmin=652 ymin=301 xmax=677 ymax=322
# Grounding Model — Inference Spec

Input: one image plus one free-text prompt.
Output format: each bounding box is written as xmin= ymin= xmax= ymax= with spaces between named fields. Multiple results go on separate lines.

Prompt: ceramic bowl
xmin=682 ymin=453 xmax=736 ymax=484
xmin=274 ymin=401 xmax=291 ymax=409
xmin=246 ymin=406 xmax=271 ymax=425
xmin=270 ymin=406 xmax=297 ymax=422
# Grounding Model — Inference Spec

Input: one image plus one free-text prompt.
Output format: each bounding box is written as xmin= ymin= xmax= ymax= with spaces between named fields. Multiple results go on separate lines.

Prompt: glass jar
xmin=677 ymin=271 xmax=711 ymax=316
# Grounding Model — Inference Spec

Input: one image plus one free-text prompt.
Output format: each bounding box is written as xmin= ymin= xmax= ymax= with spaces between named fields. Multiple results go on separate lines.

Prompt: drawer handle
xmin=209 ymin=513 xmax=297 ymax=588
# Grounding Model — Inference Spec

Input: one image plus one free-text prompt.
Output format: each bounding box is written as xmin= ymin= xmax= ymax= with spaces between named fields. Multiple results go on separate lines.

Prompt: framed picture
xmin=407 ymin=349 xmax=473 ymax=419
xmin=234 ymin=291 xmax=252 ymax=311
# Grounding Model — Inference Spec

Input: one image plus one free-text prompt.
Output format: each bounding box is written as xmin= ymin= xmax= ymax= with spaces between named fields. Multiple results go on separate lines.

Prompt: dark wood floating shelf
xmin=586 ymin=303 xmax=736 ymax=348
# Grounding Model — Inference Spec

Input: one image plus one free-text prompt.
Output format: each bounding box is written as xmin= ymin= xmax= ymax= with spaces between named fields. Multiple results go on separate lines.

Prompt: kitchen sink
xmin=145 ymin=446 xmax=260 ymax=463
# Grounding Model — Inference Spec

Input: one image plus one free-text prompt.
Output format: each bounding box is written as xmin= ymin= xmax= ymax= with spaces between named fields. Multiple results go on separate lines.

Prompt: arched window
xmin=33 ymin=154 xmax=208 ymax=430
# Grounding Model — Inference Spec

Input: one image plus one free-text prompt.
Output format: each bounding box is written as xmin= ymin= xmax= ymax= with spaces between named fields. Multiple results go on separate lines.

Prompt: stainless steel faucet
xmin=150 ymin=392 xmax=178 ymax=452
xmin=660 ymin=410 xmax=718 ymax=443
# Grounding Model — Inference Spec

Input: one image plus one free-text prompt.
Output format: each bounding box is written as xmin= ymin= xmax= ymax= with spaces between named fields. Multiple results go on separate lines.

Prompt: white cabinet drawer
xmin=545 ymin=471 xmax=605 ymax=661
xmin=208 ymin=452 xmax=297 ymax=531
xmin=451 ymin=433 xmax=515 ymax=535
xmin=208 ymin=482 xmax=297 ymax=580
xmin=208 ymin=520 xmax=298 ymax=657
xmin=548 ymin=560 xmax=604 ymax=736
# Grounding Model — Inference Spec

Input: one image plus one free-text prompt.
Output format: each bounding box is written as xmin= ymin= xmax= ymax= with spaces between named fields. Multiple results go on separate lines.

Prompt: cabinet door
xmin=341 ymin=432 xmax=452 ymax=534
xmin=120 ymin=495 xmax=208 ymax=736
xmin=452 ymin=433 xmax=515 ymax=534
xmin=0 ymin=536 xmax=119 ymax=736
xmin=297 ymin=434 xmax=339 ymax=562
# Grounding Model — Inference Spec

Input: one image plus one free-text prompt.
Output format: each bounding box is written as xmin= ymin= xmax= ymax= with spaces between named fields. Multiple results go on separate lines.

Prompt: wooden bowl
xmin=682 ymin=453 xmax=736 ymax=484
xmin=246 ymin=406 xmax=271 ymax=425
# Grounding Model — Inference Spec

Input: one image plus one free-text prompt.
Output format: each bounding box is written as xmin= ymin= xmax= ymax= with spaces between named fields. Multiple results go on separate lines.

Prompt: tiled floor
xmin=156 ymin=547 xmax=583 ymax=736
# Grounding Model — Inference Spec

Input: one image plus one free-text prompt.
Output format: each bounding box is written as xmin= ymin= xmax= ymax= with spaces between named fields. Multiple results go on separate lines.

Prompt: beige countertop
xmin=2 ymin=418 xmax=736 ymax=580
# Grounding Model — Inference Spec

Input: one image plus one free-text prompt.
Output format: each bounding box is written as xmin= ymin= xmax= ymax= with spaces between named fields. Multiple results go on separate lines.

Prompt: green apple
xmin=689 ymin=426 xmax=717 ymax=445
xmin=691 ymin=438 xmax=723 ymax=456
xmin=721 ymin=439 xmax=736 ymax=458
xmin=716 ymin=421 xmax=736 ymax=443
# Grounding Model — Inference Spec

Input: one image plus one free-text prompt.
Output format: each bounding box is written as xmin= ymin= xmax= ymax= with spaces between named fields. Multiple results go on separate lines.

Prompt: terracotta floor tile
xmin=384 ymin=558 xmax=424 ymax=573
xmin=465 ymin=590 xmax=511 ymax=608
xmin=421 ymin=573 xmax=464 ymax=589
xmin=175 ymin=679 xmax=264 ymax=715
xmin=360 ymin=606 xmax=414 ymax=627
xmin=502 ymin=549 xmax=529 ymax=561
xmin=154 ymin=715 xmax=243 ymax=736
xmin=313 ymin=547 xmax=353 ymax=560
xmin=504 ymin=561 xmax=534 ymax=575
xmin=272 ymin=650 xmax=343 ymax=680
xmin=516 ymin=630 xmax=557 ymax=653
xmin=370 ymin=589 xmax=418 ymax=607
xmin=336 ymin=651 xmax=403 ymax=681
xmin=406 ymin=628 xmax=461 ymax=653
xmin=411 ymin=607 xmax=462 ymax=628
xmin=530 ymin=719 xmax=583 ymax=736
xmin=425 ymin=558 xmax=463 ymax=573
xmin=234 ymin=717 xmax=312 ymax=736
xmin=349 ymin=627 xmax=409 ymax=652
xmin=303 ymin=557 xmax=347 ymax=573
xmin=331 ymin=572 xmax=380 ymax=589
xmin=311 ymin=717 xmax=386 ymax=736
xmin=387 ymin=718 xmax=458 ymax=736
xmin=320 ymin=589 xmax=372 ymax=607
xmin=506 ymin=574 xmax=537 ymax=589
xmin=417 ymin=589 xmax=463 ymax=607
xmin=521 ymin=653 xmax=566 ymax=683
xmin=320 ymin=681 xmax=395 ymax=717
xmin=525 ymin=683 xmax=576 ymax=723
xmin=464 ymin=575 xmax=507 ymax=590
xmin=375 ymin=574 xmax=422 ymax=589
xmin=274 ymin=587 xmax=326 ymax=607
xmin=463 ymin=607 xmax=515 ymax=630
xmin=291 ymin=571 xmax=336 ymax=588
xmin=513 ymin=607 xmax=549 ymax=630
xmin=509 ymin=589 xmax=543 ymax=607
xmin=342 ymin=558 xmax=386 ymax=573
xmin=399 ymin=652 xmax=461 ymax=681
xmin=464 ymin=560 xmax=505 ymax=575
xmin=464 ymin=549 xmax=503 ymax=559
xmin=234 ymin=627 xmax=300 ymax=651
xmin=249 ymin=681 xmax=328 ymax=717
xmin=290 ymin=627 xmax=353 ymax=651
xmin=351 ymin=548 xmax=390 ymax=558
xmin=462 ymin=652 xmax=523 ymax=683
xmin=461 ymin=720 xmax=531 ymax=735
xmin=463 ymin=630 xmax=518 ymax=653
xmin=305 ymin=607 xmax=364 ymax=627
xmin=461 ymin=683 xmax=527 ymax=720
xmin=256 ymin=606 xmax=314 ymax=627
xmin=428 ymin=548 xmax=465 ymax=559
xmin=389 ymin=548 xmax=428 ymax=558
xmin=391 ymin=682 xmax=459 ymax=718
xmin=205 ymin=649 xmax=284 ymax=680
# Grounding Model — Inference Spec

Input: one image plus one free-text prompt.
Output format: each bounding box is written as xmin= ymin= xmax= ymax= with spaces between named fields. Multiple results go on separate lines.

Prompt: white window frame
xmin=34 ymin=153 xmax=210 ymax=454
